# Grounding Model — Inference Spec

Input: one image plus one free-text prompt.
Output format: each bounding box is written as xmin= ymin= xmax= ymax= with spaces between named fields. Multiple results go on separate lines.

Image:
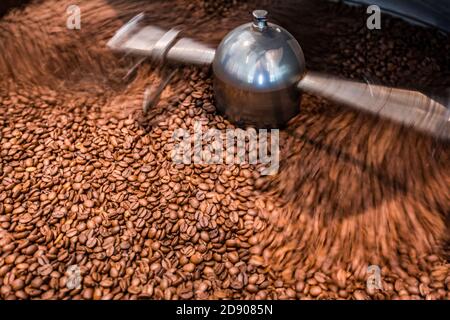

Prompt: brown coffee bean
xmin=309 ymin=286 xmax=322 ymax=297
xmin=353 ymin=290 xmax=368 ymax=300
xmin=5 ymin=254 xmax=17 ymax=265
xmin=82 ymin=288 xmax=94 ymax=300
xmin=183 ymin=263 xmax=195 ymax=273
xmin=11 ymin=279 xmax=25 ymax=291
xmin=198 ymin=183 xmax=210 ymax=191
xmin=86 ymin=237 xmax=97 ymax=248
xmin=227 ymin=252 xmax=239 ymax=264
xmin=336 ymin=269 xmax=347 ymax=288
xmin=19 ymin=214 xmax=33 ymax=224
xmin=100 ymin=278 xmax=114 ymax=288
xmin=84 ymin=200 xmax=94 ymax=208
xmin=190 ymin=253 xmax=203 ymax=265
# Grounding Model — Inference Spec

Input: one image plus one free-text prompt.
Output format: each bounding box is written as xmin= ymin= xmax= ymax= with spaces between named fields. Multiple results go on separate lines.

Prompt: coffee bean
xmin=353 ymin=290 xmax=368 ymax=300
xmin=82 ymin=288 xmax=93 ymax=300
xmin=100 ymin=279 xmax=114 ymax=288
xmin=309 ymin=286 xmax=322 ymax=297
xmin=183 ymin=263 xmax=195 ymax=273
xmin=336 ymin=269 xmax=347 ymax=289
xmin=11 ymin=279 xmax=25 ymax=291
xmin=84 ymin=200 xmax=95 ymax=208
xmin=86 ymin=237 xmax=97 ymax=248
xmin=227 ymin=252 xmax=239 ymax=264
xmin=19 ymin=214 xmax=33 ymax=224
xmin=190 ymin=253 xmax=203 ymax=265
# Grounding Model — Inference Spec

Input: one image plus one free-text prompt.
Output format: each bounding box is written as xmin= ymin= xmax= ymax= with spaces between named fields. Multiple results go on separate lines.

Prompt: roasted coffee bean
xmin=190 ymin=253 xmax=203 ymax=265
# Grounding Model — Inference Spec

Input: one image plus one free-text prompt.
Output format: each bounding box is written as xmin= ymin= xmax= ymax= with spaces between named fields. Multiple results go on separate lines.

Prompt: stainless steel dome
xmin=212 ymin=10 xmax=306 ymax=128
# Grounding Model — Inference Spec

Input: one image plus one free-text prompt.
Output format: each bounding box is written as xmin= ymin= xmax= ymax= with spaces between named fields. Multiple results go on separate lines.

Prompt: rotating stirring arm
xmin=107 ymin=13 xmax=215 ymax=66
xmin=298 ymin=71 xmax=450 ymax=140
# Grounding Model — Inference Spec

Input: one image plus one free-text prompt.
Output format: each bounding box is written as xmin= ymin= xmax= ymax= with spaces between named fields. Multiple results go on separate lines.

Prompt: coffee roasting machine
xmin=107 ymin=6 xmax=450 ymax=139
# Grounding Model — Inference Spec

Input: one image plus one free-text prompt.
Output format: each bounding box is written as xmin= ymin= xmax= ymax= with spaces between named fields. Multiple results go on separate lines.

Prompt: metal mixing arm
xmin=107 ymin=13 xmax=215 ymax=66
xmin=297 ymin=71 xmax=450 ymax=139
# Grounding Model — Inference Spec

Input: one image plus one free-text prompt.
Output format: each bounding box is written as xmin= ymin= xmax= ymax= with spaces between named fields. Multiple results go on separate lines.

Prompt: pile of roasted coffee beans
xmin=0 ymin=0 xmax=448 ymax=300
